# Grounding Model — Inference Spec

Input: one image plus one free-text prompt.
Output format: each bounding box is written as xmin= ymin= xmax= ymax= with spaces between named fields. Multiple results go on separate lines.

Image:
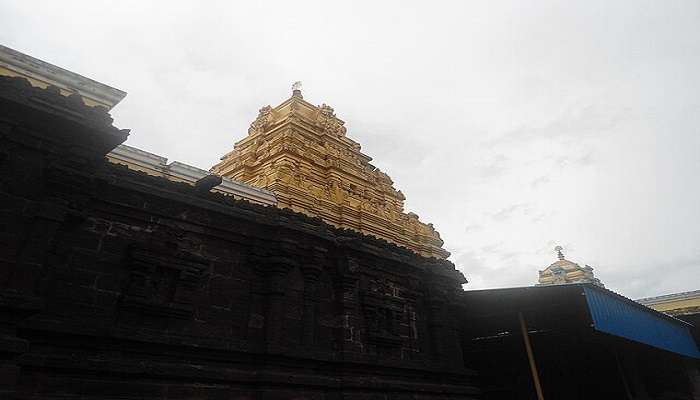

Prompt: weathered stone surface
xmin=0 ymin=76 xmax=479 ymax=399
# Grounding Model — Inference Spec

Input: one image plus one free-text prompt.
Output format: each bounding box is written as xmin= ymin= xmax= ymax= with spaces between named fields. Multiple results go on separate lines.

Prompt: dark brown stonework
xmin=0 ymin=76 xmax=479 ymax=399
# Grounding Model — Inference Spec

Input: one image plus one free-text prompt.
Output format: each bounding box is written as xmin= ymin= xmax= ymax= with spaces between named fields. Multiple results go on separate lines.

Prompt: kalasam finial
xmin=555 ymin=245 xmax=565 ymax=260
xmin=292 ymin=81 xmax=302 ymax=96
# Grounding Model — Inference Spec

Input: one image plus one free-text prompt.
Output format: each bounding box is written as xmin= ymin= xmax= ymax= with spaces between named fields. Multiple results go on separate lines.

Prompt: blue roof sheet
xmin=584 ymin=285 xmax=700 ymax=359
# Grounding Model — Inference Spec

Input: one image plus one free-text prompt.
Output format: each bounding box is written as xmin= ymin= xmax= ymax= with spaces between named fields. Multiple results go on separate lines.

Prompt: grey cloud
xmin=491 ymin=203 xmax=531 ymax=221
xmin=463 ymin=223 xmax=483 ymax=233
xmin=484 ymin=103 xmax=630 ymax=149
xmin=478 ymin=154 xmax=510 ymax=179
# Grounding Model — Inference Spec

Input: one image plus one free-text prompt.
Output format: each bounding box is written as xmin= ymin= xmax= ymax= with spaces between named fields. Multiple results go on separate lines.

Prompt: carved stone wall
xmin=0 ymin=76 xmax=478 ymax=399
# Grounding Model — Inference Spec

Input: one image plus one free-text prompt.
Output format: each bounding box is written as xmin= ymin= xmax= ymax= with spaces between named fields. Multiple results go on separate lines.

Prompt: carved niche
xmin=121 ymin=244 xmax=209 ymax=319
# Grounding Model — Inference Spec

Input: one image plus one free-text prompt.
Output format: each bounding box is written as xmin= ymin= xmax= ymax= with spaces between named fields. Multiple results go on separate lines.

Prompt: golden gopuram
xmin=211 ymin=84 xmax=449 ymax=259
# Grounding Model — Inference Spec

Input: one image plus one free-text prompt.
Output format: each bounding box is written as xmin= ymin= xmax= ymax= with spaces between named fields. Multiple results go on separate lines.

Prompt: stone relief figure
xmin=292 ymin=172 xmax=308 ymax=188
xmin=369 ymin=199 xmax=380 ymax=213
xmin=324 ymin=142 xmax=340 ymax=156
xmin=328 ymin=158 xmax=341 ymax=169
xmin=309 ymin=184 xmax=325 ymax=200
xmin=406 ymin=213 xmax=420 ymax=230
xmin=375 ymin=169 xmax=392 ymax=185
xmin=318 ymin=103 xmax=347 ymax=136
xmin=328 ymin=180 xmax=346 ymax=204
xmin=255 ymin=137 xmax=270 ymax=159
xmin=256 ymin=173 xmax=269 ymax=187
xmin=249 ymin=105 xmax=272 ymax=135
xmin=275 ymin=159 xmax=297 ymax=184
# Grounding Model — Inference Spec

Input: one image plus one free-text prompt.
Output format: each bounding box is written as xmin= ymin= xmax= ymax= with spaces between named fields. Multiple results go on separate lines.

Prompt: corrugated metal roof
xmin=584 ymin=285 xmax=700 ymax=358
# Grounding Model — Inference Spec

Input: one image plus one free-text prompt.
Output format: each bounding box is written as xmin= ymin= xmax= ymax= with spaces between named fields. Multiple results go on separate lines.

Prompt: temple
xmin=537 ymin=246 xmax=604 ymax=287
xmin=1 ymin=46 xmax=699 ymax=400
xmin=211 ymin=85 xmax=449 ymax=259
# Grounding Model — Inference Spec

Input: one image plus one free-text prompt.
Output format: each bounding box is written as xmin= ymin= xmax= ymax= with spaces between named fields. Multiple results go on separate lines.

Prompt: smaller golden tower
xmin=211 ymin=84 xmax=449 ymax=259
xmin=538 ymin=246 xmax=603 ymax=287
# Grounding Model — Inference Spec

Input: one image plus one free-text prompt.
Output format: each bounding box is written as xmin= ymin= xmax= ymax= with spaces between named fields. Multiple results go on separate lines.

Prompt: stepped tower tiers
xmin=537 ymin=246 xmax=603 ymax=287
xmin=211 ymin=87 xmax=449 ymax=259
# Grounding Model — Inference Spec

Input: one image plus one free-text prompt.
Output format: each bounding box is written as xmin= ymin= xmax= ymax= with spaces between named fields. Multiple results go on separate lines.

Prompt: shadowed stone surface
xmin=0 ymin=76 xmax=479 ymax=399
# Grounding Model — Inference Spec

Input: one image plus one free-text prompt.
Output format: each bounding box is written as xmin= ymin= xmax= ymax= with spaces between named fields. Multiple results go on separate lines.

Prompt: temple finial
xmin=555 ymin=245 xmax=564 ymax=260
xmin=291 ymin=81 xmax=302 ymax=98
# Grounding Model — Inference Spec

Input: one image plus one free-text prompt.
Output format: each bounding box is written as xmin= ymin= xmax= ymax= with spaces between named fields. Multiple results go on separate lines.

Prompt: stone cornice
xmin=637 ymin=289 xmax=700 ymax=306
xmin=0 ymin=45 xmax=126 ymax=109
xmin=108 ymin=143 xmax=276 ymax=205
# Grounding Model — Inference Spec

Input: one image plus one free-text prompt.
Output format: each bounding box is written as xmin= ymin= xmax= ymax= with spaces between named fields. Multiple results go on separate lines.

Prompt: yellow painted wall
xmin=646 ymin=297 xmax=700 ymax=313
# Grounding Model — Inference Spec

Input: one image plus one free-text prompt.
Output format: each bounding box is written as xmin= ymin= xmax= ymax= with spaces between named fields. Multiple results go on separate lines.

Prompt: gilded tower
xmin=211 ymin=85 xmax=449 ymax=259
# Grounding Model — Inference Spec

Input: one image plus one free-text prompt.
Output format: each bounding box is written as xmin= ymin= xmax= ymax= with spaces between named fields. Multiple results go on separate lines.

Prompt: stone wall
xmin=0 ymin=76 xmax=478 ymax=399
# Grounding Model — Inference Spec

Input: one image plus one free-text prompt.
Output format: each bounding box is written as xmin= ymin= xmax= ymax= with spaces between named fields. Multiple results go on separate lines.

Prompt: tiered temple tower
xmin=211 ymin=85 xmax=449 ymax=259
xmin=538 ymin=246 xmax=603 ymax=287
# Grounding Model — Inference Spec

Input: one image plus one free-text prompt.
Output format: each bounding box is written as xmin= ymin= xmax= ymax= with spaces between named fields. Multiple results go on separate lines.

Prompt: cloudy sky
xmin=2 ymin=1 xmax=699 ymax=299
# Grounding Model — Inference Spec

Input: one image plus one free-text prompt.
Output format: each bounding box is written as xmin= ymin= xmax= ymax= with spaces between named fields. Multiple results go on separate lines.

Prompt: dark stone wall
xmin=0 ymin=76 xmax=479 ymax=399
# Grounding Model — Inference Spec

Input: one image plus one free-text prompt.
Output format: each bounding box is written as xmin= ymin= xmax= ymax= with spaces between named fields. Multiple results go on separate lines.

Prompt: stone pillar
xmin=261 ymin=256 xmax=296 ymax=353
xmin=301 ymin=272 xmax=320 ymax=348
xmin=300 ymin=248 xmax=326 ymax=348
xmin=339 ymin=256 xmax=362 ymax=354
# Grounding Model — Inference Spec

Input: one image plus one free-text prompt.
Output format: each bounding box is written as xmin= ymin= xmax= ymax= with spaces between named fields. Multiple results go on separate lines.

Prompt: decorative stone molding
xmin=0 ymin=44 xmax=126 ymax=109
xmin=107 ymin=144 xmax=277 ymax=205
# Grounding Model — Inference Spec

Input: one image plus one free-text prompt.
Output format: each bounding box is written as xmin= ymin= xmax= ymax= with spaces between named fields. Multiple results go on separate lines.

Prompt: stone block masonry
xmin=0 ymin=76 xmax=479 ymax=399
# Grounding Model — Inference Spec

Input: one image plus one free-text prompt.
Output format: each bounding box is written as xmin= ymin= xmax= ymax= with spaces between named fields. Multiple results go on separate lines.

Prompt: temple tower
xmin=211 ymin=85 xmax=449 ymax=259
xmin=538 ymin=246 xmax=603 ymax=287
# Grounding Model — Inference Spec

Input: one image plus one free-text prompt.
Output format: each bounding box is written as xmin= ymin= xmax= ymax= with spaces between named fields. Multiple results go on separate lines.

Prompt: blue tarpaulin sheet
xmin=584 ymin=286 xmax=700 ymax=358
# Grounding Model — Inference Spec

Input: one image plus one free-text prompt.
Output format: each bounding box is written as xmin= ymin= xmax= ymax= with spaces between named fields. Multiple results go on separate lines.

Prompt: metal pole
xmin=518 ymin=312 xmax=545 ymax=400
xmin=613 ymin=347 xmax=634 ymax=400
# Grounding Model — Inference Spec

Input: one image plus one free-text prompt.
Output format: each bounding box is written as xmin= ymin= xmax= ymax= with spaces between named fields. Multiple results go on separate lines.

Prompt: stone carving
xmin=318 ymin=104 xmax=347 ymax=136
xmin=122 ymin=244 xmax=209 ymax=319
xmin=248 ymin=105 xmax=272 ymax=135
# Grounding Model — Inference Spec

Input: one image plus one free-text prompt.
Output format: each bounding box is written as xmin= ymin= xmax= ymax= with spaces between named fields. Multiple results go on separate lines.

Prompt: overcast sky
xmin=2 ymin=1 xmax=699 ymax=299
